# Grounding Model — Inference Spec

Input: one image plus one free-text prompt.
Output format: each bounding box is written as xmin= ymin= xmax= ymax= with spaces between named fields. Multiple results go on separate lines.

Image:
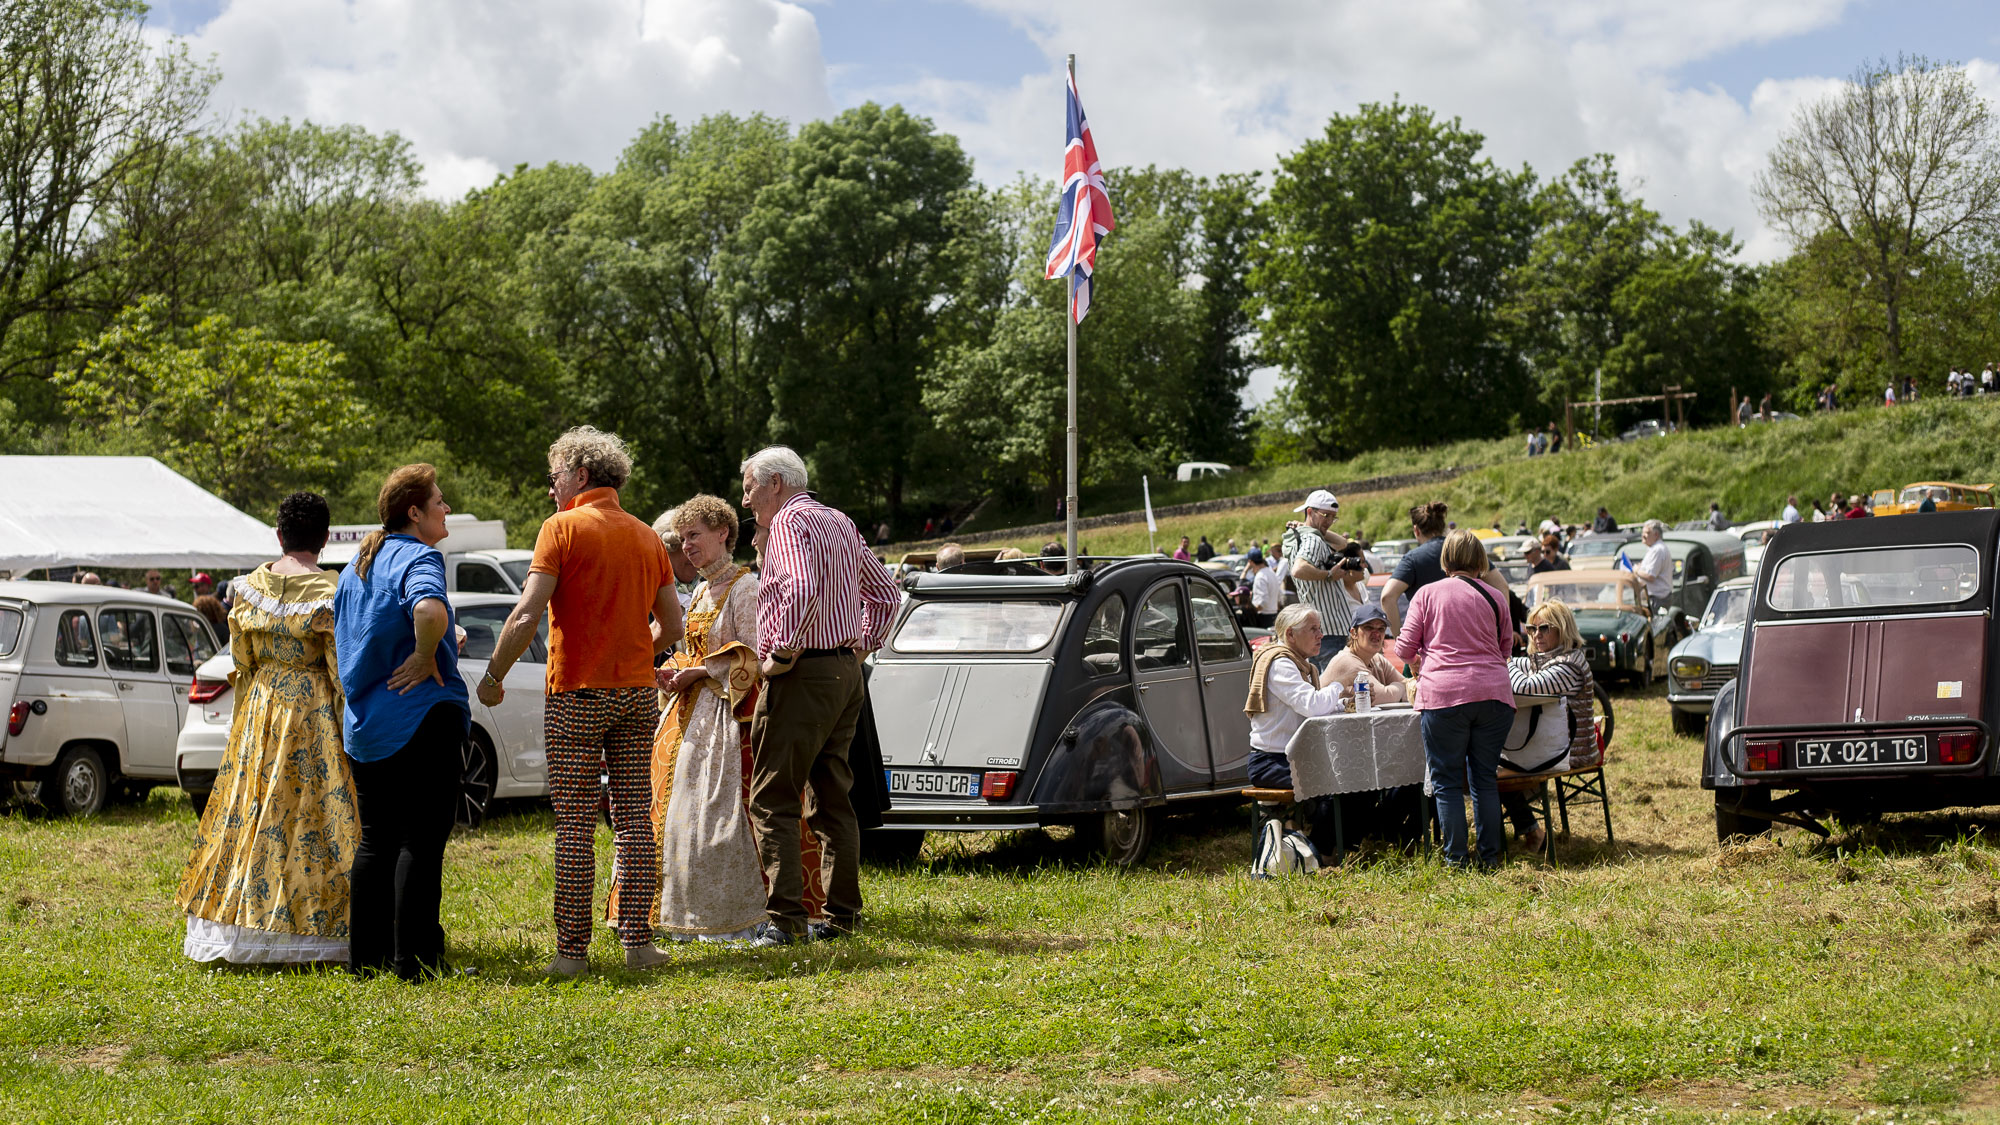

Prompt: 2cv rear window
xmin=892 ymin=601 xmax=1063 ymax=653
xmin=0 ymin=607 xmax=21 ymax=657
xmin=1765 ymin=545 xmax=1981 ymax=612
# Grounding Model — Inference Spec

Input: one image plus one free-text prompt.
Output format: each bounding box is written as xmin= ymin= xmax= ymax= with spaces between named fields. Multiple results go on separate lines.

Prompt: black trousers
xmin=348 ymin=703 xmax=463 ymax=979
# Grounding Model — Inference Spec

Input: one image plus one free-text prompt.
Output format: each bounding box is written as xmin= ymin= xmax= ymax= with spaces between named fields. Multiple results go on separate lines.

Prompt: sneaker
xmin=748 ymin=922 xmax=796 ymax=948
xmin=624 ymin=944 xmax=672 ymax=971
xmin=546 ymin=955 xmax=588 ymax=979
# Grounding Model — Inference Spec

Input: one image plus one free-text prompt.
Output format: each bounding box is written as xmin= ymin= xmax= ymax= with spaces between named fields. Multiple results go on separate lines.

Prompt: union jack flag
xmin=1045 ymin=70 xmax=1115 ymax=323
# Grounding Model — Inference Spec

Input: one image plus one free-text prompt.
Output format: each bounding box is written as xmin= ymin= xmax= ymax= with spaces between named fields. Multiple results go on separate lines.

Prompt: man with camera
xmin=1283 ymin=490 xmax=1366 ymax=672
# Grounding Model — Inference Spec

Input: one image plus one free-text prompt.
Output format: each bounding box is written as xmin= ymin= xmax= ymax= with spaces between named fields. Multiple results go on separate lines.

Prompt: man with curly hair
xmin=478 ymin=425 xmax=686 ymax=977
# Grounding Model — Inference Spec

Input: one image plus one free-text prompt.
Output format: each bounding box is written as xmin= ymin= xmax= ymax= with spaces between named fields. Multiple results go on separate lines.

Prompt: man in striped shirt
xmin=1283 ymin=489 xmax=1365 ymax=671
xmin=741 ymin=446 xmax=899 ymax=946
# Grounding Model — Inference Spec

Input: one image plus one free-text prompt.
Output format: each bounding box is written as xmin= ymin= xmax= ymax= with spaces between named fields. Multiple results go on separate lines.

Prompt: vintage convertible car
xmin=1703 ymin=510 xmax=2000 ymax=841
xmin=1582 ymin=530 xmax=1748 ymax=625
xmin=1524 ymin=569 xmax=1672 ymax=684
xmin=1666 ymin=576 xmax=1755 ymax=735
xmin=864 ymin=556 xmax=1255 ymax=865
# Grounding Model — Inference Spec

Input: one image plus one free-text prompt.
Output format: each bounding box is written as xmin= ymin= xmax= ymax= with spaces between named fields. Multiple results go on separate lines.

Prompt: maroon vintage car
xmin=1703 ymin=509 xmax=1999 ymax=840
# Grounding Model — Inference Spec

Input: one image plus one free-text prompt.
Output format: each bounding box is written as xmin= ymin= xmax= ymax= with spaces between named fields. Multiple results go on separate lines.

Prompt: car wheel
xmin=1714 ymin=787 xmax=1772 ymax=843
xmin=1082 ymin=806 xmax=1159 ymax=867
xmin=860 ymin=828 xmax=926 ymax=865
xmin=1593 ymin=681 xmax=1615 ymax=750
xmin=456 ymin=732 xmax=497 ymax=831
xmin=1670 ymin=707 xmax=1706 ymax=737
xmin=1641 ymin=644 xmax=1655 ymax=685
xmin=44 ymin=745 xmax=110 ymax=817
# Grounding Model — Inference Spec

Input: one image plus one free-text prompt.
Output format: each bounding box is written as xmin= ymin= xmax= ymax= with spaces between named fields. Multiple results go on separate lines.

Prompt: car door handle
xmin=117 ymin=681 xmax=134 ymax=692
xmin=1137 ymin=683 xmax=1149 ymax=693
xmin=1202 ymin=676 xmax=1216 ymax=684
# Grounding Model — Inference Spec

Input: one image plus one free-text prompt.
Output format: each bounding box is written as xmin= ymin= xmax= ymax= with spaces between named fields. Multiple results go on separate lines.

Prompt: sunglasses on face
xmin=1525 ymin=623 xmax=1558 ymax=635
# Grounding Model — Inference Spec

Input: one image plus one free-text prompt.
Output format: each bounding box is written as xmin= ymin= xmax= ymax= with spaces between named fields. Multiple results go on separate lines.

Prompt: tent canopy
xmin=0 ymin=456 xmax=277 ymax=573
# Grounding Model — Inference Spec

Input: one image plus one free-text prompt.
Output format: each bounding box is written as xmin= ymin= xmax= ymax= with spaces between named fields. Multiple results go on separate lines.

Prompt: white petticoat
xmin=184 ymin=916 xmax=348 ymax=965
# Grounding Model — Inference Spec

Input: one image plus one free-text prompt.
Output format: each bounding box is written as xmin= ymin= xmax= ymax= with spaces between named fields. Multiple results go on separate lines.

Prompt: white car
xmin=0 ymin=582 xmax=224 ymax=815
xmin=175 ymin=592 xmax=550 ymax=827
xmin=1733 ymin=519 xmax=1782 ymax=574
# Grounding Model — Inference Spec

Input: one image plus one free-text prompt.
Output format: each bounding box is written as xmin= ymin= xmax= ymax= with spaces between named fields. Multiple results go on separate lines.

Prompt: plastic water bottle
xmin=1354 ymin=673 xmax=1372 ymax=714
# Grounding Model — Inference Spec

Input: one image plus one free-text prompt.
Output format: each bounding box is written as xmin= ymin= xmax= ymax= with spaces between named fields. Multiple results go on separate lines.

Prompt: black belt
xmin=798 ymin=646 xmax=854 ymax=658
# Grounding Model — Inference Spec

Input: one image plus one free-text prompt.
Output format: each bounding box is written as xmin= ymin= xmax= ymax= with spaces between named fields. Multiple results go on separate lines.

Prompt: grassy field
xmin=4 ymin=687 xmax=1999 ymax=1122
xmin=970 ymin=397 xmax=2000 ymax=557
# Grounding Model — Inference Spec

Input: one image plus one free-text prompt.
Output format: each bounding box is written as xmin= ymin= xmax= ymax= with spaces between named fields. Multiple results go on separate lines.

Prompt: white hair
xmin=652 ymin=507 xmax=681 ymax=552
xmin=1643 ymin=519 xmax=1666 ymax=536
xmin=741 ymin=445 xmax=809 ymax=490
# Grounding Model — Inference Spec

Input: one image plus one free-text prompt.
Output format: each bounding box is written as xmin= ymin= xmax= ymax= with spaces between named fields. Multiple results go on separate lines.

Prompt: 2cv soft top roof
xmin=1756 ymin=507 xmax=1999 ymax=618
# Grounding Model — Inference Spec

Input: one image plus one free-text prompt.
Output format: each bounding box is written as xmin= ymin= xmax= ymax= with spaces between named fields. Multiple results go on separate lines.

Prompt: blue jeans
xmin=1420 ymin=699 xmax=1515 ymax=869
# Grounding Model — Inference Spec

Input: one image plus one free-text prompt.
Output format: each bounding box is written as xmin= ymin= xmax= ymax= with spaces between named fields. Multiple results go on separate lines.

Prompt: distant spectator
xmin=921 ymin=517 xmax=935 ymax=538
xmin=1195 ymin=535 xmax=1215 ymax=563
xmin=1902 ymin=377 xmax=1916 ymax=403
xmin=875 ymin=522 xmax=890 ymax=546
xmin=192 ymin=595 xmax=227 ymax=634
xmin=191 ymin=572 xmax=216 ymax=599
xmin=143 ymin=569 xmax=166 ymax=598
xmin=1737 ymin=398 xmax=1753 ymax=424
xmin=1845 ymin=494 xmax=1871 ymax=519
xmin=1225 ymin=537 xmax=1237 ymax=554
xmin=995 ymin=547 xmax=1026 ymax=562
xmin=1547 ymin=424 xmax=1563 ymax=455
xmin=1781 ymin=495 xmax=1800 ymax=524
xmin=1760 ymin=392 xmax=1773 ymax=418
xmin=1884 ymin=383 xmax=1897 ymax=407
xmin=935 ymin=542 xmax=966 ymax=571
xmin=1810 ymin=498 xmax=1828 ymax=522
xmin=1706 ymin=502 xmax=1728 ymax=531
xmin=1240 ymin=548 xmax=1279 ymax=628
xmin=1591 ymin=507 xmax=1618 ymax=533
xmin=1268 ymin=539 xmax=1291 ymax=604
xmin=1918 ymin=493 xmax=1938 ymax=514
xmin=1040 ymin=542 xmax=1066 ymax=575
xmin=1172 ymin=535 xmax=1192 ymax=562
xmin=1984 ymin=365 xmax=1996 ymax=394
xmin=1537 ymin=533 xmax=1570 ymax=571
xmin=79 ymin=572 xmax=102 ymax=585
xmin=1630 ymin=520 xmax=1673 ymax=610
xmin=940 ymin=516 xmax=954 ymax=534
xmin=1382 ymin=502 xmax=1451 ymax=637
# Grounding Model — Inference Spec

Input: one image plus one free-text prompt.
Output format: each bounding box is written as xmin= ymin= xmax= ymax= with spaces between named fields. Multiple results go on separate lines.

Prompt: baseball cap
xmin=1245 ymin=547 xmax=1265 ymax=564
xmin=1351 ymin=604 xmax=1388 ymax=630
xmin=191 ymin=572 xmax=214 ymax=585
xmin=1293 ymin=489 xmax=1340 ymax=513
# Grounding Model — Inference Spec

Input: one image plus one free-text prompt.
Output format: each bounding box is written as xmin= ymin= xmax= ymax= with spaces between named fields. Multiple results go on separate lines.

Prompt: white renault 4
xmin=0 ymin=581 xmax=221 ymax=815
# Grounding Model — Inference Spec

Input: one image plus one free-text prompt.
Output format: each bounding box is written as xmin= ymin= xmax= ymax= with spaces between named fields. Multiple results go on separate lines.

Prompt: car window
xmin=456 ymin=604 xmax=549 ymax=663
xmin=500 ymin=559 xmax=533 ymax=589
xmin=0 ymin=607 xmax=21 ymax=658
xmin=53 ymin=610 xmax=97 ymax=667
xmin=1133 ymin=584 xmax=1189 ymax=671
xmin=891 ymin=601 xmax=1062 ymax=653
xmin=1081 ymin=595 xmax=1125 ymax=678
xmin=1702 ymin=587 xmax=1751 ymax=629
xmin=98 ymin=609 xmax=159 ymax=673
xmin=1766 ymin=545 xmax=1980 ymax=612
xmin=456 ymin=562 xmax=512 ymax=594
xmin=163 ymin=615 xmax=217 ymax=677
xmin=1188 ymin=582 xmax=1246 ymax=664
xmin=1531 ymin=580 xmax=1639 ymax=611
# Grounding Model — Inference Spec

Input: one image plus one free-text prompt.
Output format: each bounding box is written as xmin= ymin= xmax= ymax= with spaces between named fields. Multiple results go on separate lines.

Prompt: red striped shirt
xmin=756 ymin=492 xmax=900 ymax=659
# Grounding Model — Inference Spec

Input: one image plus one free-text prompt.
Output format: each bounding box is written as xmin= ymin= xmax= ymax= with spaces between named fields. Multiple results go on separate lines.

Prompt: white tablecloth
xmin=1283 ymin=709 xmax=1428 ymax=800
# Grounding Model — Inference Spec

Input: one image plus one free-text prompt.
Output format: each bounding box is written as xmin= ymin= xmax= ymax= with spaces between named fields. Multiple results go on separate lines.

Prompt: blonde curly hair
xmin=672 ymin=493 xmax=740 ymax=551
xmin=548 ymin=425 xmax=633 ymax=490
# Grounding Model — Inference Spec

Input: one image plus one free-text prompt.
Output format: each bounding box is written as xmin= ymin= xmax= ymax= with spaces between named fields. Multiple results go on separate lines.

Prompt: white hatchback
xmin=175 ymin=592 xmax=550 ymax=827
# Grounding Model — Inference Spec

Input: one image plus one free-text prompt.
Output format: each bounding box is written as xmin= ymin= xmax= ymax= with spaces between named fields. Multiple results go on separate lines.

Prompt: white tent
xmin=0 ymin=456 xmax=277 ymax=574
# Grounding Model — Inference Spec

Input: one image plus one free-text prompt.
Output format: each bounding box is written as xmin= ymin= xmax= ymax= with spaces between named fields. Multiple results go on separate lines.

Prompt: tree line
xmin=6 ymin=2 xmax=1999 ymax=537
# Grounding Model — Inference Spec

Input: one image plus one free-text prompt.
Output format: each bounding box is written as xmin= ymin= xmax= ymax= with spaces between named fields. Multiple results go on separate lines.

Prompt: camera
xmin=1337 ymin=543 xmax=1368 ymax=572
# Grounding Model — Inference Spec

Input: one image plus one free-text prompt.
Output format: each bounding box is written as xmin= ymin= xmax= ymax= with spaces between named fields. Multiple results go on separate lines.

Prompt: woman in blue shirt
xmin=333 ymin=463 xmax=469 ymax=980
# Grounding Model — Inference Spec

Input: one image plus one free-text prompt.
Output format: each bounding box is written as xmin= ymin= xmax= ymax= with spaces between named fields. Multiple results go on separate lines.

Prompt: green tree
xmin=1191 ymin=172 xmax=1262 ymax=463
xmin=1250 ymin=100 xmax=1534 ymax=458
xmin=57 ymin=298 xmax=365 ymax=511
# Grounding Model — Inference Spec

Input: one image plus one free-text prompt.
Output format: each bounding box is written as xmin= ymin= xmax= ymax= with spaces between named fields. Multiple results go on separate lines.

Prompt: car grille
xmin=1698 ymin=664 xmax=1736 ymax=691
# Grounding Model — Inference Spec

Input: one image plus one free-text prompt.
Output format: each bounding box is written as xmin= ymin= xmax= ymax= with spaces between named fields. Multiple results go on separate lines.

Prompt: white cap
xmin=1294 ymin=489 xmax=1340 ymax=513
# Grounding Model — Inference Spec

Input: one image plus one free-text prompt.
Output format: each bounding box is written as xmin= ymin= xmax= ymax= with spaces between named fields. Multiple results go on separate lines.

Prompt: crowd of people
xmin=175 ymin=429 xmax=894 ymax=979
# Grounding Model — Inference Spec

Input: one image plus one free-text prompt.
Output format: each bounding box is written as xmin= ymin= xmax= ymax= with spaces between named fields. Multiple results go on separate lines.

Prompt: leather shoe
xmin=624 ymin=944 xmax=672 ymax=971
xmin=748 ymin=922 xmax=796 ymax=948
xmin=547 ymin=955 xmax=588 ymax=979
xmin=807 ymin=921 xmax=852 ymax=943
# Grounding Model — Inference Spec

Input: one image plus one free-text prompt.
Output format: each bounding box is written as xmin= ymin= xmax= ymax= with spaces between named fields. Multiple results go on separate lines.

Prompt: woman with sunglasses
xmin=1500 ymin=600 xmax=1599 ymax=852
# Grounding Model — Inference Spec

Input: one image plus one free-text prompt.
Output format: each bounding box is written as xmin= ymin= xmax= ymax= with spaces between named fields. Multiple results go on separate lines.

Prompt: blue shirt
xmin=1389 ymin=537 xmax=1446 ymax=597
xmin=334 ymin=534 xmax=469 ymax=762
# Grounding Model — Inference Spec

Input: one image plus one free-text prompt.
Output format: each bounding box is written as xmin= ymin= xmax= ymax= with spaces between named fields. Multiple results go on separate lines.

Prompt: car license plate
xmin=1792 ymin=735 xmax=1930 ymax=769
xmin=886 ymin=769 xmax=982 ymax=798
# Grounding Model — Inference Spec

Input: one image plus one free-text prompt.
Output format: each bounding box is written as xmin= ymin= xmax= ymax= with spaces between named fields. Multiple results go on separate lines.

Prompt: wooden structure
xmin=1563 ymin=385 xmax=1693 ymax=446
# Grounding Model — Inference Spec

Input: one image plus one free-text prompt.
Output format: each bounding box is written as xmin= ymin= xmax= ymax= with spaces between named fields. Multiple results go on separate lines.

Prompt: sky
xmin=141 ymin=0 xmax=2000 ymax=403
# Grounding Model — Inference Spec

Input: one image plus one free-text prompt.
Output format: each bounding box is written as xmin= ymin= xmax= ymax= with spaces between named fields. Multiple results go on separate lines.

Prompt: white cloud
xmin=163 ymin=0 xmax=834 ymax=197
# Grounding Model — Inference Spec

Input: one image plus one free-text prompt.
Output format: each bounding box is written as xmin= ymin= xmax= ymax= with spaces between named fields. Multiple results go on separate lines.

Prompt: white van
xmin=0 ymin=582 xmax=221 ymax=815
xmin=1174 ymin=461 xmax=1232 ymax=483
xmin=322 ymin=516 xmax=532 ymax=594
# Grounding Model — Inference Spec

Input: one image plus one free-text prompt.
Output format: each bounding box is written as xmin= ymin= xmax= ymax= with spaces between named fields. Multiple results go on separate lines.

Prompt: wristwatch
xmin=480 ymin=671 xmax=501 ymax=688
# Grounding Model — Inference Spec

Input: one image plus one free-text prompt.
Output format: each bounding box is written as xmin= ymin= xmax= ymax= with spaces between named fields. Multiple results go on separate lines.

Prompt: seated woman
xmin=1499 ymin=599 xmax=1599 ymax=852
xmin=1243 ymin=604 xmax=1347 ymax=855
xmin=1320 ymin=603 xmax=1411 ymax=703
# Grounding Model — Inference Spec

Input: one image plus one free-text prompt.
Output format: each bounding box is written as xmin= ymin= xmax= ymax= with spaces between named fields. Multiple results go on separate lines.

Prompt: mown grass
xmin=979 ymin=397 xmax=2000 ymax=556
xmin=4 ymin=687 xmax=1999 ymax=1121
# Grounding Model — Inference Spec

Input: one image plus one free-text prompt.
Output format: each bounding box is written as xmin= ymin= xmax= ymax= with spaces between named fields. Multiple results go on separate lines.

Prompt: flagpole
xmin=1065 ymin=52 xmax=1080 ymax=575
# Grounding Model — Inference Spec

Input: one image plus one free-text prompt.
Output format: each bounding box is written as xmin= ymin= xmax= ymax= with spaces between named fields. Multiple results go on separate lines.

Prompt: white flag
xmin=1143 ymin=474 xmax=1157 ymax=533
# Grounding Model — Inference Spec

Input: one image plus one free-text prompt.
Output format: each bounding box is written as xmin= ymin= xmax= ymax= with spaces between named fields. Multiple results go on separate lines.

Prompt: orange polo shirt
xmin=529 ymin=487 xmax=672 ymax=694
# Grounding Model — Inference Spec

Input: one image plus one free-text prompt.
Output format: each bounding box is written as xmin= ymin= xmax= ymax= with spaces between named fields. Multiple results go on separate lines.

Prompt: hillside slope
xmin=966 ymin=398 xmax=2000 ymax=556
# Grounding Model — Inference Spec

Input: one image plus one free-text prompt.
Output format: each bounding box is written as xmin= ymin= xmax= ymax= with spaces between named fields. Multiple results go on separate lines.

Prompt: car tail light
xmin=980 ymin=771 xmax=1018 ymax=800
xmin=188 ymin=677 xmax=229 ymax=704
xmin=7 ymin=701 xmax=26 ymax=737
xmin=1940 ymin=732 xmax=1980 ymax=765
xmin=1745 ymin=739 xmax=1783 ymax=771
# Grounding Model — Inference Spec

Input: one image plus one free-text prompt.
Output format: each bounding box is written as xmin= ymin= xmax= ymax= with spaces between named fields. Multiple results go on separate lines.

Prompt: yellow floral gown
xmin=175 ymin=566 xmax=357 ymax=963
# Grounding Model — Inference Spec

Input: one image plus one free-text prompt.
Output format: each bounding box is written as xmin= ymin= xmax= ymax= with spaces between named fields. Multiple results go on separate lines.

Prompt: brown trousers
xmin=748 ymin=652 xmax=864 ymax=933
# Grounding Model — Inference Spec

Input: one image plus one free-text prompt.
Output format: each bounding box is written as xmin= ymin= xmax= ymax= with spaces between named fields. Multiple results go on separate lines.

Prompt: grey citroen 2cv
xmin=864 ymin=557 xmax=1256 ymax=865
xmin=1703 ymin=509 xmax=2000 ymax=841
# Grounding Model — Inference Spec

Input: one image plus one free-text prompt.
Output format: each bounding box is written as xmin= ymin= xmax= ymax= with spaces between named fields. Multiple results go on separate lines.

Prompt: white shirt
xmin=1633 ymin=540 xmax=1673 ymax=602
xmin=1272 ymin=555 xmax=1293 ymax=587
xmin=1812 ymin=508 xmax=1827 ymax=522
xmin=1250 ymin=567 xmax=1281 ymax=614
xmin=1249 ymin=658 xmax=1346 ymax=754
xmin=1781 ymin=504 xmax=1800 ymax=524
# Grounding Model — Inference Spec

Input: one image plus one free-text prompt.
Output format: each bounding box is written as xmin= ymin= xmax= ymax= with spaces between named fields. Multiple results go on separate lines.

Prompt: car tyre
xmin=456 ymin=732 xmax=498 ymax=831
xmin=1714 ymin=786 xmax=1772 ymax=842
xmin=1592 ymin=681 xmax=1615 ymax=750
xmin=44 ymin=745 xmax=110 ymax=818
xmin=1670 ymin=707 xmax=1706 ymax=737
xmin=860 ymin=828 xmax=926 ymax=865
xmin=1082 ymin=806 xmax=1159 ymax=867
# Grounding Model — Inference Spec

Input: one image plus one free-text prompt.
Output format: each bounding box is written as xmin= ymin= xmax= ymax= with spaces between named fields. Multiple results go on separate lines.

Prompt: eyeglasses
xmin=1524 ymin=623 xmax=1559 ymax=635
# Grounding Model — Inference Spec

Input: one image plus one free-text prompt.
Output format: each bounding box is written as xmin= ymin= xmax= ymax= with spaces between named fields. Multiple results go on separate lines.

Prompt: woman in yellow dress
xmin=176 ymin=492 xmax=357 ymax=964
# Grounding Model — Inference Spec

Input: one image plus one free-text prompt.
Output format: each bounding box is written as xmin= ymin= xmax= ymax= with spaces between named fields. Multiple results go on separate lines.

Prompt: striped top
xmin=757 ymin=492 xmax=901 ymax=659
xmin=1283 ymin=525 xmax=1354 ymax=637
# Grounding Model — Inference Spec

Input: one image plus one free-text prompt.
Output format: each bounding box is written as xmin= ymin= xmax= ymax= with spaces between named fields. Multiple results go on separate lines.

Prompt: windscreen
xmin=1569 ymin=538 xmax=1629 ymax=559
xmin=1701 ymin=587 xmax=1751 ymax=629
xmin=501 ymin=559 xmax=533 ymax=588
xmin=892 ymin=601 xmax=1062 ymax=653
xmin=1765 ymin=545 xmax=1980 ymax=612
xmin=1529 ymin=580 xmax=1637 ymax=610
